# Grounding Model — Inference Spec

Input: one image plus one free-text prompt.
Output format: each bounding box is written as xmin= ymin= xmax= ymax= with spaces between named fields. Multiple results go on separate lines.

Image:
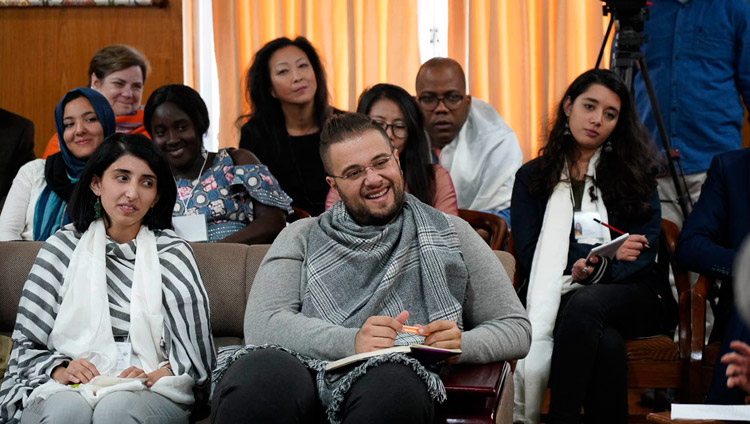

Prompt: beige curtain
xmin=211 ymin=0 xmax=610 ymax=158
xmin=211 ymin=0 xmax=421 ymax=148
xmin=448 ymin=0 xmax=610 ymax=161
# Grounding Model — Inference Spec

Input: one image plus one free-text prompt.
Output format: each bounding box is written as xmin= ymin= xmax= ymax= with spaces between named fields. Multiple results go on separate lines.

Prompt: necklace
xmin=174 ymin=153 xmax=209 ymax=213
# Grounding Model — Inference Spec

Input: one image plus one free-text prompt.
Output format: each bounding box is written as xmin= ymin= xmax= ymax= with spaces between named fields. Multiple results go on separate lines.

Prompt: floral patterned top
xmin=174 ymin=149 xmax=293 ymax=242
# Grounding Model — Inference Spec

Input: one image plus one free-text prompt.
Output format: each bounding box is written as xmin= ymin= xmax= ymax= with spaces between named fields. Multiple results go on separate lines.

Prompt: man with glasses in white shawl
xmin=210 ymin=113 xmax=530 ymax=424
xmin=416 ymin=57 xmax=523 ymax=227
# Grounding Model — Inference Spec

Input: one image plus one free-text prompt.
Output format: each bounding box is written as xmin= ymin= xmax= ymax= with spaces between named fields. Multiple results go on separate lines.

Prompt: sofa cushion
xmin=189 ymin=243 xmax=270 ymax=342
xmin=213 ymin=337 xmax=244 ymax=349
xmin=191 ymin=243 xmax=252 ymax=340
xmin=0 ymin=242 xmax=42 ymax=334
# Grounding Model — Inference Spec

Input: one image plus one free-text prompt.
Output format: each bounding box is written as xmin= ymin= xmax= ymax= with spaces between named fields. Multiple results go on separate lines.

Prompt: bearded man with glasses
xmin=416 ymin=57 xmax=522 ymax=227
xmin=210 ymin=113 xmax=530 ymax=424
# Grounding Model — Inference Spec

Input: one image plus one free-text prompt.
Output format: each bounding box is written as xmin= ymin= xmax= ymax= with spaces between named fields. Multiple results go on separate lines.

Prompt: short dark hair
xmin=319 ymin=113 xmax=391 ymax=174
xmin=88 ymin=45 xmax=150 ymax=85
xmin=416 ymin=57 xmax=467 ymax=93
xmin=69 ymin=133 xmax=176 ymax=233
xmin=144 ymin=84 xmax=210 ymax=137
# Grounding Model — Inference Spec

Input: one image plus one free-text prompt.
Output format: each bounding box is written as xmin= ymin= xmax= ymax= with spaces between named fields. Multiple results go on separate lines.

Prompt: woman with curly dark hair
xmin=324 ymin=83 xmax=458 ymax=214
xmin=238 ymin=36 xmax=336 ymax=216
xmin=511 ymin=69 xmax=677 ymax=424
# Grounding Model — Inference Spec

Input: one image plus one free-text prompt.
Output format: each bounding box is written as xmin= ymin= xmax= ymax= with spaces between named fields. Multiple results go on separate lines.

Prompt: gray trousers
xmin=20 ymin=390 xmax=190 ymax=424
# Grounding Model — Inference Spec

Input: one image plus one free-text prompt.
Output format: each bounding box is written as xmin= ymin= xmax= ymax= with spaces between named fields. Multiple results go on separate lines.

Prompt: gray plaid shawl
xmin=303 ymin=193 xmax=467 ymax=342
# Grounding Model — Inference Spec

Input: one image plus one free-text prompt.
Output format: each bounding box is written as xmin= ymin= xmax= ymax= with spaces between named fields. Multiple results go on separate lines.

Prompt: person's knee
xmin=342 ymin=362 xmax=434 ymax=424
xmin=216 ymin=349 xmax=312 ymax=396
xmin=92 ymin=391 xmax=139 ymax=423
xmin=212 ymin=349 xmax=318 ymax=423
xmin=93 ymin=391 xmax=188 ymax=424
xmin=21 ymin=392 xmax=92 ymax=424
xmin=559 ymin=286 xmax=610 ymax=325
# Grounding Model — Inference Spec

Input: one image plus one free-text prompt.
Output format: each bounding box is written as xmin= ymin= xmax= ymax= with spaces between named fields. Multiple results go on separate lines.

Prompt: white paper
xmin=586 ymin=232 xmax=630 ymax=260
xmin=671 ymin=403 xmax=750 ymax=421
xmin=172 ymin=214 xmax=208 ymax=242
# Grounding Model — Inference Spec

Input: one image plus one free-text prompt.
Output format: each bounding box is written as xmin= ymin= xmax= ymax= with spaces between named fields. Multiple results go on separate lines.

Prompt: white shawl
xmin=27 ymin=220 xmax=193 ymax=407
xmin=513 ymin=149 xmax=610 ymax=423
xmin=437 ymin=97 xmax=523 ymax=212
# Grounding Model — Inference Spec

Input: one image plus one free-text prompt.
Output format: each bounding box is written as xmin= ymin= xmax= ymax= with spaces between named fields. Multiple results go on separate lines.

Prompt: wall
xmin=0 ymin=2 xmax=183 ymax=157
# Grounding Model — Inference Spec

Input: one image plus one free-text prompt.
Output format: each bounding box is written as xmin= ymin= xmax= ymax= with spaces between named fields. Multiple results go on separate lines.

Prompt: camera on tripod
xmin=602 ymin=0 xmax=648 ymax=51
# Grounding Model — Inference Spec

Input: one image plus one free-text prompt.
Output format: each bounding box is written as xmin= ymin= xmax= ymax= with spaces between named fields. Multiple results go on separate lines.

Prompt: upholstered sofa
xmin=0 ymin=240 xmax=516 ymax=424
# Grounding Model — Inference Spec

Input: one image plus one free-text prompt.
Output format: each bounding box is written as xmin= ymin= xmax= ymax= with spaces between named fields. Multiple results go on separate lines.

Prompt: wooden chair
xmin=458 ymin=209 xmax=508 ymax=250
xmin=286 ymin=206 xmax=311 ymax=223
xmin=689 ymin=275 xmax=723 ymax=403
xmin=623 ymin=219 xmax=692 ymax=420
xmin=505 ymin=231 xmax=520 ymax=288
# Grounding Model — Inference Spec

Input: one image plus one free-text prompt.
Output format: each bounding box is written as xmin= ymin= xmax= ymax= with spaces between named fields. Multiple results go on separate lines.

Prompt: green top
xmin=571 ymin=179 xmax=586 ymax=211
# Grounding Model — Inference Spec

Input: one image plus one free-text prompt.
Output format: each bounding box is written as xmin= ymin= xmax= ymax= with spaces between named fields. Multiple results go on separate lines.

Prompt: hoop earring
xmin=604 ymin=137 xmax=613 ymax=153
xmin=94 ymin=196 xmax=102 ymax=219
xmin=563 ymin=118 xmax=571 ymax=136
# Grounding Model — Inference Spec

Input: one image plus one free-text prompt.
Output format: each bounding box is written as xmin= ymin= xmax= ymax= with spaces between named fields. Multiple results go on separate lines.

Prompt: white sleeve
xmin=0 ymin=160 xmax=44 ymax=241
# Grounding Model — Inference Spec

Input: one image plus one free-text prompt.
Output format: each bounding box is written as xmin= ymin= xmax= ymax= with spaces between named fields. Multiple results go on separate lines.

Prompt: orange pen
xmin=401 ymin=325 xmax=431 ymax=336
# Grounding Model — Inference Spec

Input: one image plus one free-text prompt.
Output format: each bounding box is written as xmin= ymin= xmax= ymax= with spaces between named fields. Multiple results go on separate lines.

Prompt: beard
xmin=338 ymin=182 xmax=406 ymax=227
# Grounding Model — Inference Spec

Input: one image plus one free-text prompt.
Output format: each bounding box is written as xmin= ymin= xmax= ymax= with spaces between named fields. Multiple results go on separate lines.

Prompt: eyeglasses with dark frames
xmin=329 ymin=154 xmax=394 ymax=181
xmin=417 ymin=93 xmax=466 ymax=111
xmin=372 ymin=119 xmax=408 ymax=139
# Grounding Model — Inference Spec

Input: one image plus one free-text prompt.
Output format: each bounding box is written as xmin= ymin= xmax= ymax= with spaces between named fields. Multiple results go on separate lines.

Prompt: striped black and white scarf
xmin=0 ymin=225 xmax=215 ymax=423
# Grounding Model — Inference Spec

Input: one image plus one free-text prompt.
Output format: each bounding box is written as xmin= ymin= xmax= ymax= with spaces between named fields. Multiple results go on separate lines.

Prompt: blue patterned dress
xmin=173 ymin=149 xmax=293 ymax=242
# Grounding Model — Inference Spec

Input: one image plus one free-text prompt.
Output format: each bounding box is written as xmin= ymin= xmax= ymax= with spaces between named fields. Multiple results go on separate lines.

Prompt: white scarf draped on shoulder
xmin=438 ymin=97 xmax=522 ymax=212
xmin=513 ymin=149 xmax=610 ymax=424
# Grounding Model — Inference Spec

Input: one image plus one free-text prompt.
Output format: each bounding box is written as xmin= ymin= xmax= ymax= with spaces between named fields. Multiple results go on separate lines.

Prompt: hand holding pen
xmin=593 ymin=218 xmax=649 ymax=261
xmin=403 ymin=323 xmax=461 ymax=350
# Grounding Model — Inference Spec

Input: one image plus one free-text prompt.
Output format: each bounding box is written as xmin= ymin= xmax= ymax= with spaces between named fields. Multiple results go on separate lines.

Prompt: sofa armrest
xmin=435 ymin=361 xmax=512 ymax=424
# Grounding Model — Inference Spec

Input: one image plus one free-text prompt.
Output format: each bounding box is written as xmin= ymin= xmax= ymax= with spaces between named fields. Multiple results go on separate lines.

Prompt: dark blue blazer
xmin=676 ymin=149 xmax=750 ymax=279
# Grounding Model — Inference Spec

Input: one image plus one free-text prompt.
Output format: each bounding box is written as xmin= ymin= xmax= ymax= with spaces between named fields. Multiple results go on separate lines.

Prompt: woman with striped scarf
xmin=0 ymin=133 xmax=215 ymax=423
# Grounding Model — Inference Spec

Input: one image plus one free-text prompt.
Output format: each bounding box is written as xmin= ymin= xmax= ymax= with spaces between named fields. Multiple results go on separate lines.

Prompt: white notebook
xmin=671 ymin=403 xmax=750 ymax=420
xmin=586 ymin=232 xmax=630 ymax=260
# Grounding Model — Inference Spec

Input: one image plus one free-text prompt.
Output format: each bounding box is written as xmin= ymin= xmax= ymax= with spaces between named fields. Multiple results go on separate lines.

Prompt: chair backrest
xmin=458 ymin=209 xmax=508 ymax=250
xmin=0 ymin=242 xmax=42 ymax=336
xmin=190 ymin=243 xmax=268 ymax=345
xmin=0 ymin=242 xmax=515 ymax=349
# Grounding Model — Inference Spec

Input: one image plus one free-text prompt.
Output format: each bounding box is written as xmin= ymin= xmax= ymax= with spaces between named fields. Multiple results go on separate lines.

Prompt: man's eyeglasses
xmin=417 ymin=93 xmax=465 ymax=111
xmin=330 ymin=154 xmax=394 ymax=181
xmin=372 ymin=120 xmax=408 ymax=139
